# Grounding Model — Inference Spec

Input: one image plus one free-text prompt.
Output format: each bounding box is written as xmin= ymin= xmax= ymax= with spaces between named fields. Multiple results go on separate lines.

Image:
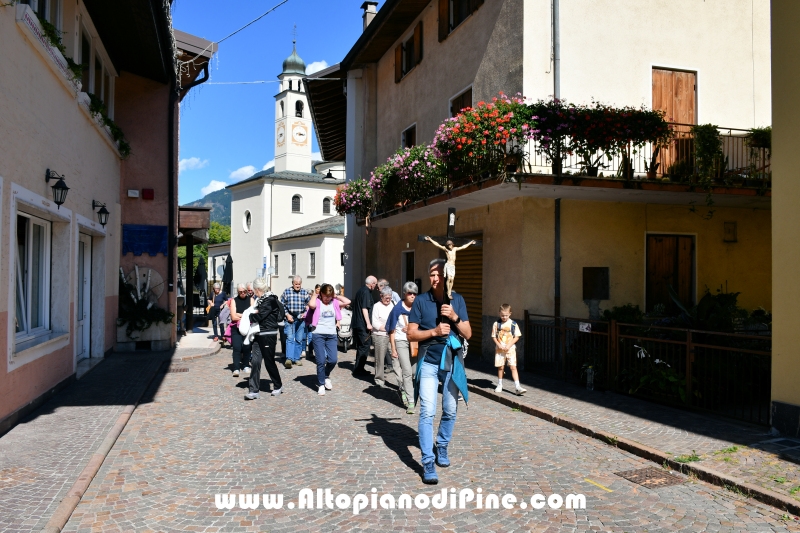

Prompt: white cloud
xmin=179 ymin=157 xmax=209 ymax=173
xmin=262 ymin=160 xmax=275 ymax=171
xmin=306 ymin=60 xmax=329 ymax=75
xmin=229 ymin=165 xmax=257 ymax=181
xmin=200 ymin=180 xmax=227 ymax=196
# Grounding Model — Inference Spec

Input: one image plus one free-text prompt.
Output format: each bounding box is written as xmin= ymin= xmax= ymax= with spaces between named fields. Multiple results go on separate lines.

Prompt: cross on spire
xmin=292 ymin=24 xmax=297 ymax=46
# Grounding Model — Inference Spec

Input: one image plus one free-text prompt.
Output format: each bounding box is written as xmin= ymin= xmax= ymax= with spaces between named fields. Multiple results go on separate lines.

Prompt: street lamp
xmin=92 ymin=200 xmax=110 ymax=227
xmin=45 ymin=169 xmax=69 ymax=208
xmin=323 ymin=168 xmax=346 ymax=181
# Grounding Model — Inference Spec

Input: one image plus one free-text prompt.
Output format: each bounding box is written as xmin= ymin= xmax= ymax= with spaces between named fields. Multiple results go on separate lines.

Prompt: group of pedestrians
xmin=216 ymin=259 xmax=526 ymax=487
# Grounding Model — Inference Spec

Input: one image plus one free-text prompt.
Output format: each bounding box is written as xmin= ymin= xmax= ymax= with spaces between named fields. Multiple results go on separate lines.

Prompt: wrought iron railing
xmin=523 ymin=312 xmax=772 ymax=425
xmin=371 ymin=123 xmax=771 ymax=216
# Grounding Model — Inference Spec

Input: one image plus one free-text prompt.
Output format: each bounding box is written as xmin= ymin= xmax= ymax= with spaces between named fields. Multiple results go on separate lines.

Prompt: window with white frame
xmin=22 ymin=0 xmax=61 ymax=29
xmin=323 ymin=197 xmax=331 ymax=215
xmin=291 ymin=253 xmax=297 ymax=276
xmin=291 ymin=195 xmax=302 ymax=213
xmin=15 ymin=213 xmax=51 ymax=340
xmin=77 ymin=9 xmax=115 ymax=117
xmin=273 ymin=254 xmax=279 ymax=276
xmin=309 ymin=252 xmax=316 ymax=276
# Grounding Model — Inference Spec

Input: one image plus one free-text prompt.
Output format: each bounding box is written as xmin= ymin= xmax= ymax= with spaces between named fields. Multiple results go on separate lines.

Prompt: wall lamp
xmin=92 ymin=200 xmax=110 ymax=227
xmin=45 ymin=169 xmax=69 ymax=208
xmin=323 ymin=168 xmax=346 ymax=181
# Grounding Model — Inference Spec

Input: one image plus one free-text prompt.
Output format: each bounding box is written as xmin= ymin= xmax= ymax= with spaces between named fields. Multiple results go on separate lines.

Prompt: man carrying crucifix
xmin=423 ymin=236 xmax=477 ymax=300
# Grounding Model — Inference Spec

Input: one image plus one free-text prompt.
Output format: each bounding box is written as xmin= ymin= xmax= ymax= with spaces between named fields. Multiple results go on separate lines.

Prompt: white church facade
xmin=229 ymin=42 xmax=345 ymax=292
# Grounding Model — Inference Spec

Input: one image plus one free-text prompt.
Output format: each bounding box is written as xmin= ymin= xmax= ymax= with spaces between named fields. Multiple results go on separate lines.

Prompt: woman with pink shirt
xmin=306 ymin=284 xmax=351 ymax=396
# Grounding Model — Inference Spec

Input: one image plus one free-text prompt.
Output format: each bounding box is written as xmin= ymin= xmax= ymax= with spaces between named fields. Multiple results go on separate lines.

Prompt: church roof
xmin=269 ymin=216 xmax=345 ymax=242
xmin=282 ymin=42 xmax=306 ymax=76
xmin=227 ymin=169 xmax=344 ymax=189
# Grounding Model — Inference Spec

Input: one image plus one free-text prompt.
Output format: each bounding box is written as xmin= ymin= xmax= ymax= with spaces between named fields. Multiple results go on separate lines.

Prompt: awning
xmin=304 ymin=64 xmax=347 ymax=163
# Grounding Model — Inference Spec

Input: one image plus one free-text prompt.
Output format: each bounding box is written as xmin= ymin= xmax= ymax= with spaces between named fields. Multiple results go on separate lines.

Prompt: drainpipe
xmin=553 ymin=0 xmax=561 ymax=318
xmin=553 ymin=0 xmax=560 ymax=100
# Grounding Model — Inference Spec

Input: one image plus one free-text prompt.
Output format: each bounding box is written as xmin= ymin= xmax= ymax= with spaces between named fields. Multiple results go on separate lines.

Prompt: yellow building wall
xmin=771 ymin=0 xmax=800 ymax=414
xmin=366 ymin=197 xmax=771 ymax=357
xmin=560 ymin=202 xmax=772 ymax=317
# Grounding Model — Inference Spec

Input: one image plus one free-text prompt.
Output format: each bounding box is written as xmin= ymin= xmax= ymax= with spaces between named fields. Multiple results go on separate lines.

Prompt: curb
xmin=174 ymin=340 xmax=223 ymax=362
xmin=40 ymin=351 xmax=200 ymax=533
xmin=467 ymin=383 xmax=800 ymax=517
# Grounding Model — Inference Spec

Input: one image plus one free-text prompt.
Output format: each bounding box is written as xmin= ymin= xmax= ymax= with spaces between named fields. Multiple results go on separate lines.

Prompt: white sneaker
xmin=232 ymin=370 xmax=240 ymax=377
xmin=318 ymin=385 xmax=326 ymax=396
xmin=324 ymin=378 xmax=332 ymax=390
xmin=495 ymin=384 xmax=503 ymax=393
xmin=516 ymin=386 xmax=527 ymax=396
xmin=271 ymin=388 xmax=283 ymax=396
xmin=243 ymin=366 xmax=251 ymax=375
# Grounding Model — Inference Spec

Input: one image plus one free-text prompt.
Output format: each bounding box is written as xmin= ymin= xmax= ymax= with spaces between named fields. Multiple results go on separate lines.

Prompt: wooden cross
xmin=417 ymin=208 xmax=483 ymax=247
xmin=419 ymin=208 xmax=482 ymax=300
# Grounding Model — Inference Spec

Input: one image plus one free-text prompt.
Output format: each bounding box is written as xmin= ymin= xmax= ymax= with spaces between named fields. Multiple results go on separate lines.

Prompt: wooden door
xmin=646 ymin=235 xmax=693 ymax=312
xmin=452 ymin=240 xmax=483 ymax=351
xmin=653 ymin=69 xmax=696 ymax=175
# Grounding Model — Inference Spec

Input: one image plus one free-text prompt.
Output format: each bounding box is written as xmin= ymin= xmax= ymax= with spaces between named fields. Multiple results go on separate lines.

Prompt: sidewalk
xmin=0 ymin=338 xmax=220 ymax=533
xmin=461 ymin=358 xmax=800 ymax=513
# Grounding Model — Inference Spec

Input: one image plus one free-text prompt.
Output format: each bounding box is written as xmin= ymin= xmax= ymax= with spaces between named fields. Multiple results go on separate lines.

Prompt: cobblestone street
xmin=55 ymin=348 xmax=799 ymax=532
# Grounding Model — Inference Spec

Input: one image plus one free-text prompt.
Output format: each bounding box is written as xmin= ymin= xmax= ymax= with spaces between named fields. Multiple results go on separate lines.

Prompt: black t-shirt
xmin=233 ymin=295 xmax=251 ymax=315
xmin=352 ymin=285 xmax=374 ymax=329
xmin=212 ymin=291 xmax=228 ymax=309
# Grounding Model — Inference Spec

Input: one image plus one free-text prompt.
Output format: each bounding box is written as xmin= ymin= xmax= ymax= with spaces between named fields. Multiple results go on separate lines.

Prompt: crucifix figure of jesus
xmin=419 ymin=208 xmax=481 ymax=300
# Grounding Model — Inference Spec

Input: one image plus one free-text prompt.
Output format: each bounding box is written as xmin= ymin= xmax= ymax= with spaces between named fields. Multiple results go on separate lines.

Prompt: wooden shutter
xmin=394 ymin=43 xmax=403 ymax=82
xmin=413 ymin=22 xmax=423 ymax=65
xmin=652 ymin=68 xmax=696 ymax=125
xmin=451 ymin=239 xmax=483 ymax=352
xmin=438 ymin=0 xmax=449 ymax=42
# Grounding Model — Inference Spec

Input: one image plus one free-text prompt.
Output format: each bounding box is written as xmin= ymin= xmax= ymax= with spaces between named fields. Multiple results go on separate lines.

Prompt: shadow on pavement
xmin=464 ymin=355 xmax=772 ymax=447
xmin=359 ymin=413 xmax=421 ymax=474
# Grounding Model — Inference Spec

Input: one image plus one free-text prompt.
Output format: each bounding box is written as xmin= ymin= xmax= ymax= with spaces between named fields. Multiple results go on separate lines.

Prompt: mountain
xmin=183 ymin=187 xmax=231 ymax=226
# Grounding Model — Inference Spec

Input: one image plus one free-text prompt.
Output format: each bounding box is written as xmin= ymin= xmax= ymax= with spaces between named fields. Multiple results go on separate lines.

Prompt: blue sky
xmin=173 ymin=0 xmax=385 ymax=205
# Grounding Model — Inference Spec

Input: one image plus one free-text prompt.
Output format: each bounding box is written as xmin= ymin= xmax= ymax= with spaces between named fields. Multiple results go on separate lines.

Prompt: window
xmin=451 ymin=87 xmax=473 ymax=117
xmin=323 ymin=197 xmax=332 ymax=215
xmin=23 ymin=0 xmax=60 ymax=28
xmin=292 ymin=195 xmax=302 ymax=213
xmin=309 ymin=252 xmax=316 ymax=276
xmin=402 ymin=124 xmax=416 ymax=149
xmin=15 ymin=213 xmax=51 ymax=339
xmin=280 ymin=101 xmax=285 ymax=117
xmin=438 ymin=0 xmax=483 ymax=41
xmin=80 ymin=30 xmax=91 ymax=90
xmin=274 ymin=254 xmax=279 ymax=276
xmin=291 ymin=253 xmax=297 ymax=276
xmin=295 ymin=101 xmax=304 ymax=117
xmin=341 ymin=252 xmax=345 ymax=267
xmin=243 ymin=210 xmax=251 ymax=233
xmin=395 ymin=22 xmax=423 ymax=82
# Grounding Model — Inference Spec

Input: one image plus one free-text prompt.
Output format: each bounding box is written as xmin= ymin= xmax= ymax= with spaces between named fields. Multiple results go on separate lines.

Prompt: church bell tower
xmin=274 ymin=40 xmax=312 ymax=173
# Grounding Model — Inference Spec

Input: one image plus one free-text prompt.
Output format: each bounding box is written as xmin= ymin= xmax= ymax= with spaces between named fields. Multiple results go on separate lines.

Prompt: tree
xmin=178 ymin=222 xmax=231 ymax=284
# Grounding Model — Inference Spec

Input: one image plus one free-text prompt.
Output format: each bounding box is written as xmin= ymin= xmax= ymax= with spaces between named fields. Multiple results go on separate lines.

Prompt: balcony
xmin=367 ymin=123 xmax=771 ymax=228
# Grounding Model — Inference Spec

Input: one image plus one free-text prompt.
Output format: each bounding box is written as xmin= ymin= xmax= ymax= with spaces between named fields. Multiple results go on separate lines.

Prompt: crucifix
xmin=419 ymin=207 xmax=482 ymax=300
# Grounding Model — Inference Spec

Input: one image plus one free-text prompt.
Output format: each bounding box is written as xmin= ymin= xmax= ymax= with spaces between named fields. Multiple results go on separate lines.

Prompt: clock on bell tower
xmin=274 ymin=40 xmax=312 ymax=173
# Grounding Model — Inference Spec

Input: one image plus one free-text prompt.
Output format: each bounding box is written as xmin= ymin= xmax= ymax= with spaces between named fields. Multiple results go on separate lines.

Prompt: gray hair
xmin=246 ymin=282 xmax=253 ymax=289
xmin=292 ymin=275 xmax=302 ymax=283
xmin=377 ymin=278 xmax=389 ymax=289
xmin=213 ymin=282 xmax=221 ymax=289
xmin=429 ymin=258 xmax=446 ymax=271
xmin=379 ymin=286 xmax=393 ymax=299
xmin=236 ymin=283 xmax=247 ymax=292
xmin=402 ymin=281 xmax=418 ymax=295
xmin=365 ymin=275 xmax=377 ymax=285
xmin=253 ymin=278 xmax=269 ymax=292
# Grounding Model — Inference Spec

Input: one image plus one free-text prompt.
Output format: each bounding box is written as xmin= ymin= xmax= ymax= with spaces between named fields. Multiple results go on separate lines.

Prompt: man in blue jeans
xmin=280 ymin=276 xmax=310 ymax=369
xmin=407 ymin=259 xmax=472 ymax=485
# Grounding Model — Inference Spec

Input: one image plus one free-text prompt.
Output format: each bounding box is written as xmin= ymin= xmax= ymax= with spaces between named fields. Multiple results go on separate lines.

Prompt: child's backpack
xmin=496 ymin=319 xmax=517 ymax=337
